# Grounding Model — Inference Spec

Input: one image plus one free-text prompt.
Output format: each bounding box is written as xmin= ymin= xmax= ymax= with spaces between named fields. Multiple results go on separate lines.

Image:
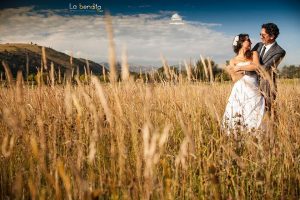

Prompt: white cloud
xmin=0 ymin=6 xmax=234 ymax=66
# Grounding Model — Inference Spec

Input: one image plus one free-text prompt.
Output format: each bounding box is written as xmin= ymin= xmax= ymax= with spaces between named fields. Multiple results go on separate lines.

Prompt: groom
xmin=251 ymin=23 xmax=286 ymax=117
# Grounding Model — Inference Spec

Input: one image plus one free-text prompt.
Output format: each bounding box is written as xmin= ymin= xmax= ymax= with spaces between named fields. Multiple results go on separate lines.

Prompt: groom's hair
xmin=262 ymin=23 xmax=280 ymax=39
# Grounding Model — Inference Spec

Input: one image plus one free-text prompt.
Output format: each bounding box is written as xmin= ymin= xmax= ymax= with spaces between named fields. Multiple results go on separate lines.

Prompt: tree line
xmin=279 ymin=65 xmax=300 ymax=79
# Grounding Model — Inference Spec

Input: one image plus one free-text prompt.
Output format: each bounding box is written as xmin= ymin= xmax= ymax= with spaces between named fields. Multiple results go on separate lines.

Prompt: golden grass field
xmin=0 ymin=77 xmax=299 ymax=199
xmin=1 ymin=14 xmax=300 ymax=200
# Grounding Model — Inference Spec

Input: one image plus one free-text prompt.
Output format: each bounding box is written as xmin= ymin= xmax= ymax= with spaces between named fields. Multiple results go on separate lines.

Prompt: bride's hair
xmin=233 ymin=33 xmax=252 ymax=59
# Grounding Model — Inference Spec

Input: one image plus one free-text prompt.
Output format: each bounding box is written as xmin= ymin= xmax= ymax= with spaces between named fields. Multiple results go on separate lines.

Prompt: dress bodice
xmin=236 ymin=61 xmax=251 ymax=67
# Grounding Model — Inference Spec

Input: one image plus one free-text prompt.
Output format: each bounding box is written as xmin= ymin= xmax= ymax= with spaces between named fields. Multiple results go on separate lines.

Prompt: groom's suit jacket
xmin=252 ymin=42 xmax=286 ymax=111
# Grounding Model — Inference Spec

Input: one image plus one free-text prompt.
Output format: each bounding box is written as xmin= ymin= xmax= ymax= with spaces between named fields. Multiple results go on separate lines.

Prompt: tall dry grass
xmin=0 ymin=14 xmax=299 ymax=200
xmin=0 ymin=78 xmax=299 ymax=199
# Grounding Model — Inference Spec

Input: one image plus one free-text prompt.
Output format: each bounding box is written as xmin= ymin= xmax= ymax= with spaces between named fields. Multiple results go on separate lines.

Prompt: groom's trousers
xmin=259 ymin=69 xmax=278 ymax=120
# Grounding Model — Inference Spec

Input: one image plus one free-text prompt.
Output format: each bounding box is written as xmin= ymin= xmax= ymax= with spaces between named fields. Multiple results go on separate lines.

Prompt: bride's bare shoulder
xmin=229 ymin=57 xmax=238 ymax=66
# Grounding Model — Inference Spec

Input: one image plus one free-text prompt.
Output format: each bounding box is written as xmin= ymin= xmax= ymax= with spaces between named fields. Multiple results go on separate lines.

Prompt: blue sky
xmin=1 ymin=0 xmax=299 ymax=67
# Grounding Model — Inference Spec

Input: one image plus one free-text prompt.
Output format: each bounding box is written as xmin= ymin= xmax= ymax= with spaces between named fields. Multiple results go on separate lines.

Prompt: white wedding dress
xmin=222 ymin=61 xmax=265 ymax=132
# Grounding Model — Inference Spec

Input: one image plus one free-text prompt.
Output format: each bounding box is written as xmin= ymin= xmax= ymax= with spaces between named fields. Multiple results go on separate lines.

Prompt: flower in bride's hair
xmin=232 ymin=35 xmax=239 ymax=46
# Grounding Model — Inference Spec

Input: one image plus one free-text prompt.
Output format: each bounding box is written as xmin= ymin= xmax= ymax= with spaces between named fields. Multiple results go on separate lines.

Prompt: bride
xmin=222 ymin=34 xmax=265 ymax=132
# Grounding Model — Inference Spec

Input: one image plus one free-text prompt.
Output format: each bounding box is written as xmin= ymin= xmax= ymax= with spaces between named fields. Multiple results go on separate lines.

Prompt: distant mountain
xmin=99 ymin=62 xmax=158 ymax=74
xmin=0 ymin=43 xmax=107 ymax=77
xmin=128 ymin=64 xmax=159 ymax=73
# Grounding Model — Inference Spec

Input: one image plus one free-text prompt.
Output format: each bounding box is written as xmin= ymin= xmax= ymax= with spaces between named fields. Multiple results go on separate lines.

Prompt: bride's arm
xmin=234 ymin=51 xmax=260 ymax=72
xmin=227 ymin=59 xmax=244 ymax=82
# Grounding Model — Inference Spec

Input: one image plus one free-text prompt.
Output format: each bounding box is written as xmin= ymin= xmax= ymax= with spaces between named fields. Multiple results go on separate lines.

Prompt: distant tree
xmin=154 ymin=65 xmax=181 ymax=82
xmin=195 ymin=58 xmax=231 ymax=82
xmin=280 ymin=65 xmax=300 ymax=79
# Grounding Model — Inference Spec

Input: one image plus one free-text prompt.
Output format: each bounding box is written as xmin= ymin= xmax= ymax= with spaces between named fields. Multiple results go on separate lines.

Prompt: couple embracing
xmin=222 ymin=23 xmax=286 ymax=132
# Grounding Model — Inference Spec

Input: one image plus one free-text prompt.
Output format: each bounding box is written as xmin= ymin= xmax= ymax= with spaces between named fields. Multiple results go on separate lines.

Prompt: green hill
xmin=0 ymin=43 xmax=107 ymax=78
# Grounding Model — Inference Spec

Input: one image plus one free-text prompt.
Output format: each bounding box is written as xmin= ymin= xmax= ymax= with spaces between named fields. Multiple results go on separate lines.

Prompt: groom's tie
xmin=260 ymin=46 xmax=266 ymax=63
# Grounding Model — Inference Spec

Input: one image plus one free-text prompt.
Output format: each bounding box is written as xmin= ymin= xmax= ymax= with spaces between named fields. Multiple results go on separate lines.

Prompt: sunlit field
xmin=0 ymin=77 xmax=299 ymax=199
xmin=1 ymin=14 xmax=300 ymax=200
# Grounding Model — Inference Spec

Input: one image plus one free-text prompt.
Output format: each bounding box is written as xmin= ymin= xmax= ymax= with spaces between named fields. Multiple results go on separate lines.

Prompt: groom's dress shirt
xmin=245 ymin=41 xmax=285 ymax=76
